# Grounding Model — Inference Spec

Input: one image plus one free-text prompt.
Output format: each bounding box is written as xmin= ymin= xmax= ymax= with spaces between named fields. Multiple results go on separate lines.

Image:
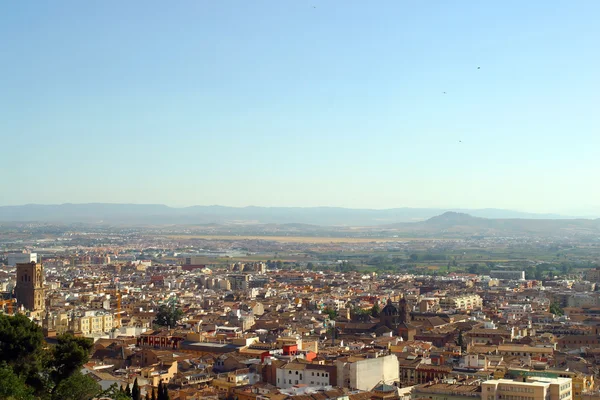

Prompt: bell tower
xmin=15 ymin=262 xmax=45 ymax=312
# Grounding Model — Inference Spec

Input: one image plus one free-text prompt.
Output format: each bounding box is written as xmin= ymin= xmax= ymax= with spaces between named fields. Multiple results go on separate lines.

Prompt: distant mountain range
xmin=0 ymin=203 xmax=593 ymax=227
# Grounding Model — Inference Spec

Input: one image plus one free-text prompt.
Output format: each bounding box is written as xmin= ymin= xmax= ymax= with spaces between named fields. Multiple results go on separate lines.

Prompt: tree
xmin=306 ymin=262 xmax=315 ymax=271
xmin=0 ymin=314 xmax=45 ymax=389
xmin=157 ymin=381 xmax=170 ymax=400
xmin=125 ymin=384 xmax=132 ymax=397
xmin=0 ymin=363 xmax=35 ymax=400
xmin=457 ymin=331 xmax=466 ymax=352
xmin=153 ymin=304 xmax=184 ymax=328
xmin=323 ymin=307 xmax=337 ymax=320
xmin=51 ymin=371 xmax=101 ymax=400
xmin=50 ymin=334 xmax=94 ymax=387
xmin=550 ymin=302 xmax=564 ymax=316
xmin=99 ymin=383 xmax=132 ymax=400
xmin=146 ymin=392 xmax=151 ymax=400
xmin=132 ymin=378 xmax=141 ymax=400
xmin=371 ymin=303 xmax=380 ymax=318
xmin=152 ymin=388 xmax=157 ymax=400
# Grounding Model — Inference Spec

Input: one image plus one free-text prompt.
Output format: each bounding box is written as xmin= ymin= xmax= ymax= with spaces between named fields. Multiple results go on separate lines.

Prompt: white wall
xmin=338 ymin=355 xmax=399 ymax=391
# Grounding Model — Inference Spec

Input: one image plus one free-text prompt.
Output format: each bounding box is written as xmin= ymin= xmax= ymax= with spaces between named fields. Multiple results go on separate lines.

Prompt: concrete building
xmin=276 ymin=362 xmax=335 ymax=388
xmin=14 ymin=262 xmax=45 ymax=313
xmin=228 ymin=274 xmax=249 ymax=291
xmin=481 ymin=377 xmax=572 ymax=400
xmin=440 ymin=294 xmax=482 ymax=311
xmin=336 ymin=354 xmax=399 ymax=391
xmin=412 ymin=380 xmax=481 ymax=400
xmin=490 ymin=270 xmax=526 ymax=280
xmin=75 ymin=311 xmax=114 ymax=336
xmin=7 ymin=252 xmax=37 ymax=267
xmin=585 ymin=268 xmax=600 ymax=282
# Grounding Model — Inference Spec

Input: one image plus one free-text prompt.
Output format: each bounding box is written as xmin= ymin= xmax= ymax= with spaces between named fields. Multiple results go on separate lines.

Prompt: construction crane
xmin=116 ymin=291 xmax=122 ymax=328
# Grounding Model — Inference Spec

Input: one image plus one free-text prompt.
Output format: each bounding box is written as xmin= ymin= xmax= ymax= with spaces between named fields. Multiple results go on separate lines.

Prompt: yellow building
xmin=440 ymin=294 xmax=482 ymax=310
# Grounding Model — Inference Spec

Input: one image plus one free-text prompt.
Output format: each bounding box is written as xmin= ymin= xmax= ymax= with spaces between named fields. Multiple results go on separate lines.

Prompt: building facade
xmin=14 ymin=262 xmax=45 ymax=312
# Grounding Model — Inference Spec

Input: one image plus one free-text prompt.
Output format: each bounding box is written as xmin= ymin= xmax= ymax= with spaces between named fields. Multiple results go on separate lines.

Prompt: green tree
xmin=152 ymin=387 xmax=157 ymax=400
xmin=132 ymin=378 xmax=141 ymax=400
xmin=125 ymin=384 xmax=132 ymax=397
xmin=0 ymin=363 xmax=35 ymax=400
xmin=457 ymin=331 xmax=466 ymax=352
xmin=306 ymin=262 xmax=315 ymax=271
xmin=50 ymin=334 xmax=94 ymax=387
xmin=550 ymin=302 xmax=564 ymax=316
xmin=157 ymin=381 xmax=170 ymax=400
xmin=99 ymin=383 xmax=132 ymax=400
xmin=146 ymin=392 xmax=151 ymax=400
xmin=323 ymin=307 xmax=337 ymax=320
xmin=0 ymin=314 xmax=45 ymax=389
xmin=371 ymin=303 xmax=380 ymax=318
xmin=51 ymin=371 xmax=101 ymax=400
xmin=154 ymin=304 xmax=184 ymax=328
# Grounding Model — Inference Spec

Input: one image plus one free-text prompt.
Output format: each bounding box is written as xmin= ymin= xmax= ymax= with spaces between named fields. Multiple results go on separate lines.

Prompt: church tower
xmin=399 ymin=296 xmax=410 ymax=324
xmin=15 ymin=262 xmax=45 ymax=312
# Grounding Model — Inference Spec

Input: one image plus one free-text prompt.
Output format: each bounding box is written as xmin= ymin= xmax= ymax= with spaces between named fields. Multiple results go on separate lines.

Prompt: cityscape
xmin=2 ymin=214 xmax=600 ymax=400
xmin=2 ymin=1 xmax=600 ymax=400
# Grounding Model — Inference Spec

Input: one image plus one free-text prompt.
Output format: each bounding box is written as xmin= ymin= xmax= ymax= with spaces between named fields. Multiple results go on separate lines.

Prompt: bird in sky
xmin=443 ymin=91 xmax=447 ymax=94
xmin=477 ymin=66 xmax=481 ymax=70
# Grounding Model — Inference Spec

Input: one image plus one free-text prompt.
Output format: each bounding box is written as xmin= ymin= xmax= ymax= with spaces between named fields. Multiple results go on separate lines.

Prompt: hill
xmin=385 ymin=211 xmax=600 ymax=237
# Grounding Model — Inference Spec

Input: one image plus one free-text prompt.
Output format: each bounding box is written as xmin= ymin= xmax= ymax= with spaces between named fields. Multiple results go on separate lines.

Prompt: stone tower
xmin=399 ymin=296 xmax=410 ymax=324
xmin=15 ymin=262 xmax=45 ymax=312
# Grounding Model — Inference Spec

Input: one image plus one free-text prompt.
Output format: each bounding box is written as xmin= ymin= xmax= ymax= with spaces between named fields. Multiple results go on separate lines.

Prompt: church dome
xmin=381 ymin=299 xmax=398 ymax=316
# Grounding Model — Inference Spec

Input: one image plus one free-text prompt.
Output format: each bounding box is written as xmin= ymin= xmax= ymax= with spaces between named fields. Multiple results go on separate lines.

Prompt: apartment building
xmin=482 ymin=378 xmax=572 ymax=400
xmin=440 ymin=294 xmax=483 ymax=311
xmin=75 ymin=311 xmax=114 ymax=335
xmin=276 ymin=362 xmax=335 ymax=388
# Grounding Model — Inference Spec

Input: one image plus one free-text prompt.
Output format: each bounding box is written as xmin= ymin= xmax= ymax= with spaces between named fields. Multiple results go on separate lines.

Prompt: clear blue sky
xmin=2 ymin=1 xmax=599 ymax=214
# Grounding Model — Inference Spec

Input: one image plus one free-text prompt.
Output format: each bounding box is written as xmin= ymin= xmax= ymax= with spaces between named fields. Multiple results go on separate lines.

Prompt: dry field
xmin=164 ymin=235 xmax=448 ymax=243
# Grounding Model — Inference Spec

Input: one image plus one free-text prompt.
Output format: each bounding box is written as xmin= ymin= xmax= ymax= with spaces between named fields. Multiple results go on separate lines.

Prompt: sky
xmin=1 ymin=1 xmax=599 ymax=215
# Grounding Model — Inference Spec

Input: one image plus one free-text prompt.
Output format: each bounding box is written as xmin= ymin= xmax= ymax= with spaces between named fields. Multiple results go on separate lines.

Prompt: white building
xmin=501 ymin=304 xmax=533 ymax=320
xmin=336 ymin=354 xmax=399 ymax=391
xmin=7 ymin=252 xmax=37 ymax=267
xmin=276 ymin=362 xmax=333 ymax=389
xmin=482 ymin=377 xmax=572 ymax=400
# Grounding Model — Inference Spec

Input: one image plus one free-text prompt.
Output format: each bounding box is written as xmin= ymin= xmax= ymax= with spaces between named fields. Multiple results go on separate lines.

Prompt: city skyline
xmin=2 ymin=1 xmax=599 ymax=214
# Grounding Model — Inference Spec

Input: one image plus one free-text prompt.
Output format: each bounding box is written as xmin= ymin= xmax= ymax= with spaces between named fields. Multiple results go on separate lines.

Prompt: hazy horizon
xmin=0 ymin=202 xmax=598 ymax=218
xmin=2 ymin=1 xmax=599 ymax=214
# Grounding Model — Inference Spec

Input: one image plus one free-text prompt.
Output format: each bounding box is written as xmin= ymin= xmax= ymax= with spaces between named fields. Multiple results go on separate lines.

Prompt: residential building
xmin=440 ymin=295 xmax=482 ymax=311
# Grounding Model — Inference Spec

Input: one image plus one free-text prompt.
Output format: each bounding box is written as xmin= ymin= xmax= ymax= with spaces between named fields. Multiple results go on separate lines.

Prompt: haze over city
xmin=2 ymin=1 xmax=600 ymax=215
